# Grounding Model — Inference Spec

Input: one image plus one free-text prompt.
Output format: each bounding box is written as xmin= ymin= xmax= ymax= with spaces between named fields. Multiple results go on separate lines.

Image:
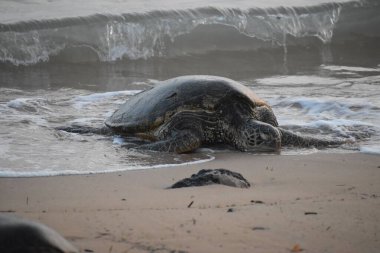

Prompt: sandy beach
xmin=0 ymin=152 xmax=379 ymax=253
xmin=1 ymin=0 xmax=380 ymax=252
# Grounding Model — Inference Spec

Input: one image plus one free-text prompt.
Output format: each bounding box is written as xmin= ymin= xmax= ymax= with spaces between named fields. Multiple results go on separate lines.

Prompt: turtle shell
xmin=105 ymin=75 xmax=267 ymax=133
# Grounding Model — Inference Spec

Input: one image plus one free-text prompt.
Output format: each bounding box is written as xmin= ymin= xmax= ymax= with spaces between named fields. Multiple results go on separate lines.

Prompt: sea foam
xmin=0 ymin=155 xmax=215 ymax=178
xmin=73 ymin=90 xmax=142 ymax=109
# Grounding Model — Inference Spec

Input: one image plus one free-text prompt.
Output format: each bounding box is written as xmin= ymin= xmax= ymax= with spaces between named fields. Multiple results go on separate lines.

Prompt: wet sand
xmin=0 ymin=152 xmax=379 ymax=253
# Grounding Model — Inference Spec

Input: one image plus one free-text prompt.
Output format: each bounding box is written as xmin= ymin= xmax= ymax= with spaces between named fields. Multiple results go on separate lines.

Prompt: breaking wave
xmin=0 ymin=0 xmax=379 ymax=66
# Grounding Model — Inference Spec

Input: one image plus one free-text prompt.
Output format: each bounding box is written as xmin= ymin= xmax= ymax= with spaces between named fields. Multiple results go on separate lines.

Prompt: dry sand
xmin=0 ymin=152 xmax=379 ymax=253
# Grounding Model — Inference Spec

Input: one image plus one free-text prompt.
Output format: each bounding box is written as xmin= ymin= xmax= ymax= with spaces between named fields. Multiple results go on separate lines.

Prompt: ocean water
xmin=0 ymin=0 xmax=379 ymax=177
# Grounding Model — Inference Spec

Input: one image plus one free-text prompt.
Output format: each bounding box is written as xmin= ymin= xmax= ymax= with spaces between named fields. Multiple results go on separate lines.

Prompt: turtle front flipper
xmin=137 ymin=130 xmax=202 ymax=153
xmin=279 ymin=128 xmax=349 ymax=147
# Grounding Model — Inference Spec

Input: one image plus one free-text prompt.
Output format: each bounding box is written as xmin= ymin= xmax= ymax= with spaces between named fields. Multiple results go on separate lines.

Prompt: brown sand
xmin=0 ymin=152 xmax=379 ymax=253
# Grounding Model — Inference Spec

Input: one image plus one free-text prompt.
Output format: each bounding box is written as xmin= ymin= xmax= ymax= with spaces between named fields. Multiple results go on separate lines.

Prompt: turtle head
xmin=252 ymin=105 xmax=279 ymax=127
xmin=236 ymin=119 xmax=282 ymax=152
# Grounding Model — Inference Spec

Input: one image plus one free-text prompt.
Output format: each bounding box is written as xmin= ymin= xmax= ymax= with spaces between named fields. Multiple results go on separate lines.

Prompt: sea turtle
xmin=59 ymin=75 xmax=347 ymax=153
xmin=0 ymin=214 xmax=78 ymax=253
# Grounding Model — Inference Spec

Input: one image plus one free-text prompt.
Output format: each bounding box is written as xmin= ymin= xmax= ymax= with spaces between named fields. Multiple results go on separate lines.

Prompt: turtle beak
xmin=265 ymin=139 xmax=281 ymax=152
xmin=260 ymin=130 xmax=281 ymax=152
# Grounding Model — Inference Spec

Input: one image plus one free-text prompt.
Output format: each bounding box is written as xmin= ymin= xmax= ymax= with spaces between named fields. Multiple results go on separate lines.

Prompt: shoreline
xmin=1 ymin=152 xmax=379 ymax=253
xmin=2 ymin=149 xmax=379 ymax=178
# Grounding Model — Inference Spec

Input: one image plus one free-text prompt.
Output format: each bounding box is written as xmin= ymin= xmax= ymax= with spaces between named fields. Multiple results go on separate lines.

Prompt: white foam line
xmin=304 ymin=119 xmax=374 ymax=128
xmin=321 ymin=64 xmax=380 ymax=72
xmin=73 ymin=90 xmax=142 ymax=109
xmin=359 ymin=146 xmax=380 ymax=155
xmin=74 ymin=90 xmax=142 ymax=101
xmin=0 ymin=155 xmax=215 ymax=178
xmin=255 ymin=75 xmax=342 ymax=86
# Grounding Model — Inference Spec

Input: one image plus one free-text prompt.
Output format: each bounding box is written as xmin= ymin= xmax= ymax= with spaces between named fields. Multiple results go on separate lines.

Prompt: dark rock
xmin=0 ymin=214 xmax=78 ymax=253
xmin=170 ymin=169 xmax=250 ymax=188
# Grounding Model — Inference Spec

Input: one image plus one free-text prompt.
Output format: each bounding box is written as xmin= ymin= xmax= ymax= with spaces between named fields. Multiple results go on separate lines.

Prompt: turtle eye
xmin=166 ymin=92 xmax=177 ymax=99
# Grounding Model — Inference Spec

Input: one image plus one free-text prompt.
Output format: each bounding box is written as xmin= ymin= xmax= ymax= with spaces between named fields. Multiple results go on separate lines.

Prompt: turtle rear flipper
xmin=137 ymin=130 xmax=201 ymax=153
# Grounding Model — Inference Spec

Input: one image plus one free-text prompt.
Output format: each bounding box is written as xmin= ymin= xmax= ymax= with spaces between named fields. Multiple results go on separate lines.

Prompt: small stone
xmin=227 ymin=208 xmax=234 ymax=213
xmin=304 ymin=212 xmax=318 ymax=215
xmin=290 ymin=244 xmax=303 ymax=252
xmin=252 ymin=227 xmax=268 ymax=231
xmin=250 ymin=200 xmax=264 ymax=204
